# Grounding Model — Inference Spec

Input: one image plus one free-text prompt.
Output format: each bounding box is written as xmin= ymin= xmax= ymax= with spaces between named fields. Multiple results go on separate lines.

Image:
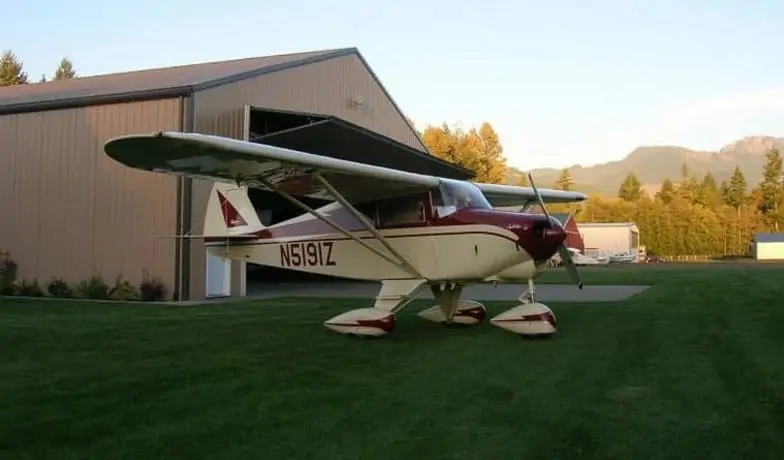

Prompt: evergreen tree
xmin=618 ymin=173 xmax=643 ymax=201
xmin=725 ymin=166 xmax=747 ymax=210
xmin=757 ymin=148 xmax=783 ymax=230
xmin=54 ymin=57 xmax=76 ymax=80
xmin=0 ymin=50 xmax=28 ymax=86
xmin=676 ymin=162 xmax=698 ymax=202
xmin=696 ymin=173 xmax=721 ymax=207
xmin=553 ymin=168 xmax=574 ymax=191
xmin=719 ymin=180 xmax=730 ymax=202
xmin=656 ymin=178 xmax=675 ymax=204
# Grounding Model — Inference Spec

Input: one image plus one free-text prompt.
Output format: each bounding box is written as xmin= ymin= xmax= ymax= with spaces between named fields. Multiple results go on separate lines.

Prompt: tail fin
xmin=204 ymin=183 xmax=265 ymax=238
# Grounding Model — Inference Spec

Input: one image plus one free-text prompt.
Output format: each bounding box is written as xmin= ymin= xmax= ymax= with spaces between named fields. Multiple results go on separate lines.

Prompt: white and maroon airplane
xmin=104 ymin=132 xmax=588 ymax=338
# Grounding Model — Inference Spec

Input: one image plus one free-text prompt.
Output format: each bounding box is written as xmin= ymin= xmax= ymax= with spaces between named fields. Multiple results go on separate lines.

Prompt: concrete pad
xmin=246 ymin=281 xmax=649 ymax=302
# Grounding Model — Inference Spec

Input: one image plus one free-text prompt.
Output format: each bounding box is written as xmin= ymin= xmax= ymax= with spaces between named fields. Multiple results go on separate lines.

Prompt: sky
xmin=5 ymin=0 xmax=784 ymax=170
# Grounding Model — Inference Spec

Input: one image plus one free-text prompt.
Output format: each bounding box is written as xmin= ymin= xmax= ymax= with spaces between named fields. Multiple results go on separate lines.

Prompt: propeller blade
xmin=529 ymin=172 xmax=583 ymax=290
xmin=558 ymin=244 xmax=584 ymax=289
xmin=527 ymin=172 xmax=553 ymax=223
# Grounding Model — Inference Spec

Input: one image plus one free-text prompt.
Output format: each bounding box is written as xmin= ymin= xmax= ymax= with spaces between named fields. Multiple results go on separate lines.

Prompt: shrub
xmin=139 ymin=275 xmax=167 ymax=302
xmin=108 ymin=275 xmax=140 ymax=301
xmin=76 ymin=275 xmax=110 ymax=300
xmin=17 ymin=279 xmax=44 ymax=297
xmin=0 ymin=250 xmax=18 ymax=287
xmin=0 ymin=280 xmax=17 ymax=296
xmin=47 ymin=278 xmax=73 ymax=298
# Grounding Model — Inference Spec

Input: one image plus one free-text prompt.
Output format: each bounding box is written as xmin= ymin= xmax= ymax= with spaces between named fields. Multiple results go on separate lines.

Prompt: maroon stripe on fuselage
xmin=204 ymin=229 xmax=519 ymax=246
xmin=205 ymin=206 xmax=566 ymax=263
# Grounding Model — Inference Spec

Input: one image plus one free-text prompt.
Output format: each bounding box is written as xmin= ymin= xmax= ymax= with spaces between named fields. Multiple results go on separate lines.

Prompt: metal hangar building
xmin=0 ymin=47 xmax=471 ymax=301
xmin=576 ymin=222 xmax=640 ymax=257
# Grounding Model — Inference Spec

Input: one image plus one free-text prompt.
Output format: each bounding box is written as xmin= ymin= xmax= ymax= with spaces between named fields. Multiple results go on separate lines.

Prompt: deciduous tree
xmin=420 ymin=122 xmax=507 ymax=183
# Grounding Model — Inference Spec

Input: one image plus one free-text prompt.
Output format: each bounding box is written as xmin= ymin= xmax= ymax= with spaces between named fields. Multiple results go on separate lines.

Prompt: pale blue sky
xmin=5 ymin=0 xmax=784 ymax=169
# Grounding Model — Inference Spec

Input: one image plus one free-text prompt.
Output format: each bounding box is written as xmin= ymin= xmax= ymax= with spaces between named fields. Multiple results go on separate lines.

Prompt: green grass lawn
xmin=2 ymin=264 xmax=784 ymax=459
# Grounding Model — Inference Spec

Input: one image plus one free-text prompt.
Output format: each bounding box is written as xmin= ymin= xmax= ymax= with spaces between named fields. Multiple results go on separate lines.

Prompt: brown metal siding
xmin=186 ymin=54 xmax=424 ymax=299
xmin=0 ymin=99 xmax=181 ymax=295
xmin=193 ymin=54 xmax=426 ymax=150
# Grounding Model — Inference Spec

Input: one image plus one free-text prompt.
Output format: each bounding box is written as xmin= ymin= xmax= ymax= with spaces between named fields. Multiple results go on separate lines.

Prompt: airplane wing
xmin=104 ymin=131 xmax=440 ymax=203
xmin=475 ymin=183 xmax=588 ymax=207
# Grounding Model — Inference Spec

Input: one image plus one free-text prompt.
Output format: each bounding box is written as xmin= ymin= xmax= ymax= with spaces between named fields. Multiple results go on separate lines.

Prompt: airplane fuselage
xmin=206 ymin=205 xmax=566 ymax=283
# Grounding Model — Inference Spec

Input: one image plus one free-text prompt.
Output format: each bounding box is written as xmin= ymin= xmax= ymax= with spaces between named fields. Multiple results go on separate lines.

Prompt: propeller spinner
xmin=527 ymin=173 xmax=584 ymax=290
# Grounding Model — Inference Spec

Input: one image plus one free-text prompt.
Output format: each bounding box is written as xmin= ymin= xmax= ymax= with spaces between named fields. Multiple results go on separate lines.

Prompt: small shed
xmin=752 ymin=233 xmax=784 ymax=260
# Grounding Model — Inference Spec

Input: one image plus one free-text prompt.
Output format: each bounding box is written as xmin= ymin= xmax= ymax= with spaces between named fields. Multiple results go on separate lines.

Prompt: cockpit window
xmin=434 ymin=179 xmax=492 ymax=217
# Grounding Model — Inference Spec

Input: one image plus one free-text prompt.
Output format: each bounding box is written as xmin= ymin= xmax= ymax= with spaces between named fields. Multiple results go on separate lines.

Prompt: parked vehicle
xmin=644 ymin=255 xmax=667 ymax=263
xmin=550 ymin=248 xmax=610 ymax=267
xmin=609 ymin=251 xmax=637 ymax=264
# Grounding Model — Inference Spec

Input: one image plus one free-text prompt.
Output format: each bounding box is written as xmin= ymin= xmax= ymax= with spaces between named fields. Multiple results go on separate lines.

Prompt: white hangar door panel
xmin=206 ymin=251 xmax=231 ymax=298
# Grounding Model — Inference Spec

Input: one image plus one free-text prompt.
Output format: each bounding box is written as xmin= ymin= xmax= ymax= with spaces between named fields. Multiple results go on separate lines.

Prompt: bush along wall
xmin=0 ymin=251 xmax=168 ymax=302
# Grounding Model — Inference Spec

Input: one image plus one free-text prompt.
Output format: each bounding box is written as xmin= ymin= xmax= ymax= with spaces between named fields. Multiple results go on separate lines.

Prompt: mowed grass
xmin=2 ymin=264 xmax=784 ymax=460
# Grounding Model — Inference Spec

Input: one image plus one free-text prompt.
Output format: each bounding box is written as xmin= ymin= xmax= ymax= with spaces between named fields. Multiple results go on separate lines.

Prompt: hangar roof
xmin=0 ymin=48 xmax=346 ymax=114
xmin=578 ymin=222 xmax=638 ymax=230
xmin=0 ymin=47 xmax=474 ymax=179
xmin=755 ymin=233 xmax=784 ymax=243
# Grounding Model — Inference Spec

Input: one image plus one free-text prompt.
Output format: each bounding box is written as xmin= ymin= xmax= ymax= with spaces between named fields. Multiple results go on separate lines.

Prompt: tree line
xmin=418 ymin=123 xmax=784 ymax=257
xmin=575 ymin=151 xmax=782 ymax=257
xmin=0 ymin=49 xmax=76 ymax=86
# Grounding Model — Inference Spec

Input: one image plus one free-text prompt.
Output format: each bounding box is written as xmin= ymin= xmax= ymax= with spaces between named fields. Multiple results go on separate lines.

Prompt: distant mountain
xmin=509 ymin=136 xmax=784 ymax=197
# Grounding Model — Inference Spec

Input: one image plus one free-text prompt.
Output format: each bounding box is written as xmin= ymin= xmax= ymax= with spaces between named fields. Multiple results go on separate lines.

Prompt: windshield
xmin=435 ymin=179 xmax=492 ymax=217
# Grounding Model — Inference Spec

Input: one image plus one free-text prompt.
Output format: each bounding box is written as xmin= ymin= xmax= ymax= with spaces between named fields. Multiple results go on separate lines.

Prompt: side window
xmin=377 ymin=194 xmax=425 ymax=228
xmin=430 ymin=189 xmax=456 ymax=218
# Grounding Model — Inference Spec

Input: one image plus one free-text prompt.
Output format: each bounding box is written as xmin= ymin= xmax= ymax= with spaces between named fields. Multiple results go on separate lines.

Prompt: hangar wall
xmin=577 ymin=223 xmax=640 ymax=257
xmin=0 ymin=98 xmax=182 ymax=292
xmin=186 ymin=54 xmax=425 ymax=299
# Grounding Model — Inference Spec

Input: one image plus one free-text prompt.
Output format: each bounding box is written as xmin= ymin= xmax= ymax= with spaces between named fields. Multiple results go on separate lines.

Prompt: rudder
xmin=204 ymin=183 xmax=265 ymax=238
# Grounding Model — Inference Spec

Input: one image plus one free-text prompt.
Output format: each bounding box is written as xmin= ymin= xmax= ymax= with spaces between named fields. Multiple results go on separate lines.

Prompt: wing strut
xmin=312 ymin=172 xmax=422 ymax=278
xmin=254 ymin=175 xmax=421 ymax=277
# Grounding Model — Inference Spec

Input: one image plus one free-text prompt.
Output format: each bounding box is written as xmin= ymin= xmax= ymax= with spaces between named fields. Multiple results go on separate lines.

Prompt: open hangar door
xmin=244 ymin=106 xmax=347 ymax=283
xmin=240 ymin=105 xmax=470 ymax=289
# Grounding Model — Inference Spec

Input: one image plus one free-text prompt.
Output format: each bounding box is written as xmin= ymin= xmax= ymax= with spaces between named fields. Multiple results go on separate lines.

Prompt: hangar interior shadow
xmin=246 ymin=107 xmax=334 ymax=283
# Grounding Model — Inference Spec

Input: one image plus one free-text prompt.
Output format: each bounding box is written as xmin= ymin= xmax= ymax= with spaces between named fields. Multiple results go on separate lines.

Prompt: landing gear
xmin=418 ymin=283 xmax=487 ymax=325
xmin=323 ymin=279 xmax=426 ymax=337
xmin=520 ymin=278 xmax=537 ymax=304
xmin=490 ymin=278 xmax=557 ymax=338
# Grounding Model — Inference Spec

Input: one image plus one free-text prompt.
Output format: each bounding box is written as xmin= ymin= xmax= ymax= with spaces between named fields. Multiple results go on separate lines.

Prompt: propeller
xmin=527 ymin=173 xmax=584 ymax=290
